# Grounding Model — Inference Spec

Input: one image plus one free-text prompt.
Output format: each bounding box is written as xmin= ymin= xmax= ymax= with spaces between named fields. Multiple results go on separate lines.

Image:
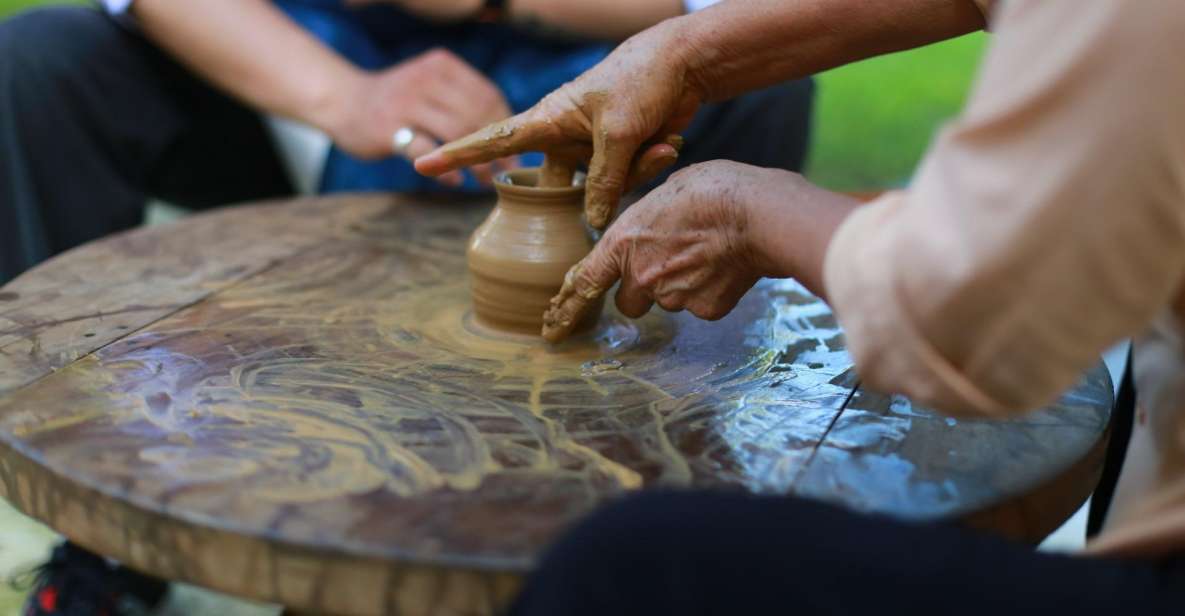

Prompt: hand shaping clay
xmin=538 ymin=156 xmax=576 ymax=188
xmin=467 ymin=168 xmax=603 ymax=336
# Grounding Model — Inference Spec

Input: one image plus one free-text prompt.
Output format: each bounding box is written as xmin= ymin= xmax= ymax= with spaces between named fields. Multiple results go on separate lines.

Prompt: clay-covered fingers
xmin=542 ymin=251 xmax=621 ymax=343
xmin=585 ymin=119 xmax=645 ymax=230
xmin=415 ymin=112 xmax=545 ymax=178
xmin=582 ymin=134 xmax=683 ymax=228
xmin=526 ymin=134 xmax=681 ymax=189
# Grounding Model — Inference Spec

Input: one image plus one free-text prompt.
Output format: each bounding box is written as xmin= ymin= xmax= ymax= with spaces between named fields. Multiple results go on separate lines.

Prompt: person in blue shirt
xmin=0 ymin=0 xmax=812 ymax=288
xmin=0 ymin=2 xmax=813 ymax=614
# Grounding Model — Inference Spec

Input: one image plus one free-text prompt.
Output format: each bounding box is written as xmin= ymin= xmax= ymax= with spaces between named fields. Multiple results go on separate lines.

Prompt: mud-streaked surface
xmin=0 ymin=195 xmax=1111 ymax=614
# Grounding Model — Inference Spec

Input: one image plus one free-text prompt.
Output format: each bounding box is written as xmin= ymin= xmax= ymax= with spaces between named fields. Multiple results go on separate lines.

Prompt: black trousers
xmin=0 ymin=6 xmax=814 ymax=286
xmin=510 ymin=490 xmax=1185 ymax=616
xmin=0 ymin=7 xmax=295 ymax=285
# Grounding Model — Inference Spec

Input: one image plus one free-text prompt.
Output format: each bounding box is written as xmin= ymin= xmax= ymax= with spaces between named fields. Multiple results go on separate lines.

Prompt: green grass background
xmin=0 ymin=0 xmax=985 ymax=188
xmin=808 ymin=34 xmax=985 ymax=188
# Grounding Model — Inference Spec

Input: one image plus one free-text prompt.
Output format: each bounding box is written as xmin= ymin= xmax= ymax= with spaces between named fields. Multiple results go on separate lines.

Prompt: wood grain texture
xmin=797 ymin=363 xmax=1113 ymax=542
xmin=0 ymin=195 xmax=1112 ymax=615
xmin=0 ymin=196 xmax=388 ymax=395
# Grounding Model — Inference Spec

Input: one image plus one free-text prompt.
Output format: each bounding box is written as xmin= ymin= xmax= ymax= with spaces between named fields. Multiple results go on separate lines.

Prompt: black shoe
xmin=18 ymin=542 xmax=169 ymax=616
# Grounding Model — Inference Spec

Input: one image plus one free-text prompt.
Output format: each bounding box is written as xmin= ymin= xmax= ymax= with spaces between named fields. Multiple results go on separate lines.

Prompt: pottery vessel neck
xmin=466 ymin=169 xmax=602 ymax=336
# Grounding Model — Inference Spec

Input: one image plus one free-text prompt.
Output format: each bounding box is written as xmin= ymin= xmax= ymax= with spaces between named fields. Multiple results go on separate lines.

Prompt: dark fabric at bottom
xmin=511 ymin=491 xmax=1185 ymax=616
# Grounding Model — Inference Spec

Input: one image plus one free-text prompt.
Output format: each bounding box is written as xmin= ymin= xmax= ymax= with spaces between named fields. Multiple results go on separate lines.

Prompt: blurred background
xmin=808 ymin=32 xmax=985 ymax=189
xmin=0 ymin=1 xmax=987 ymax=613
xmin=0 ymin=0 xmax=987 ymax=191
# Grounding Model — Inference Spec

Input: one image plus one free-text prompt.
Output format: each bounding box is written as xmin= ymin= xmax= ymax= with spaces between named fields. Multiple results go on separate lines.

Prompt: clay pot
xmin=467 ymin=168 xmax=602 ymax=336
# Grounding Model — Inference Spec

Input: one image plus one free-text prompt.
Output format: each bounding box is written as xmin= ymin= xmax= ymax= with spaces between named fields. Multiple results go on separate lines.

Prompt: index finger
xmin=541 ymin=244 xmax=621 ymax=343
xmin=414 ymin=111 xmax=544 ymax=177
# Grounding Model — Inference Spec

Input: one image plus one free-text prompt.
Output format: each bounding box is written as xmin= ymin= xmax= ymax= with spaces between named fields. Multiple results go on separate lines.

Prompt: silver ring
xmin=392 ymin=127 xmax=417 ymax=156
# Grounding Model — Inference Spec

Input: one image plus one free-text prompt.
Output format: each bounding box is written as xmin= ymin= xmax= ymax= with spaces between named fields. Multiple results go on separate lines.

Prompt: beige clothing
xmin=822 ymin=0 xmax=1185 ymax=557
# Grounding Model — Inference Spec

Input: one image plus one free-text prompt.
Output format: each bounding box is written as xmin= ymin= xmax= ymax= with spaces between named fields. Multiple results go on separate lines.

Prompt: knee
xmin=537 ymin=491 xmax=711 ymax=577
xmin=0 ymin=7 xmax=116 ymax=83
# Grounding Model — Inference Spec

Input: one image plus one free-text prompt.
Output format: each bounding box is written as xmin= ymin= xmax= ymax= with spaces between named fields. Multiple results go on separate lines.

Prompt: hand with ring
xmin=324 ymin=47 xmax=516 ymax=186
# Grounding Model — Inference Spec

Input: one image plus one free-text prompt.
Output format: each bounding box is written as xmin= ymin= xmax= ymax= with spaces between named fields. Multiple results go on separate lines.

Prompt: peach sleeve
xmin=822 ymin=0 xmax=1185 ymax=417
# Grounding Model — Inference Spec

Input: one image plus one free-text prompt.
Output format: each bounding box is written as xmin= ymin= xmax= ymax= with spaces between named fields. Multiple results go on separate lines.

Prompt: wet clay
xmin=0 ymin=195 xmax=1115 ymax=616
xmin=538 ymin=156 xmax=576 ymax=188
xmin=467 ymin=168 xmax=602 ymax=335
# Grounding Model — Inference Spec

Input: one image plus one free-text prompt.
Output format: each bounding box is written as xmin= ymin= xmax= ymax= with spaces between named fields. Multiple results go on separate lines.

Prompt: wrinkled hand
xmin=343 ymin=0 xmax=483 ymax=22
xmin=543 ymin=162 xmax=798 ymax=341
xmin=415 ymin=22 xmax=704 ymax=228
xmin=327 ymin=48 xmax=513 ymax=185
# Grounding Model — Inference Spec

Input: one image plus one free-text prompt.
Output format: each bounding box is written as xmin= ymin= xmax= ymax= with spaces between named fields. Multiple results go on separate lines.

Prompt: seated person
xmin=0 ymin=0 xmax=814 ymax=286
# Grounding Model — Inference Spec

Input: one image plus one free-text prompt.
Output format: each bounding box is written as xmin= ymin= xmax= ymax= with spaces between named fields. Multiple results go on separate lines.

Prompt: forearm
xmin=675 ymin=0 xmax=985 ymax=101
xmin=132 ymin=0 xmax=364 ymax=133
xmin=505 ymin=0 xmax=684 ymax=40
xmin=748 ymin=172 xmax=859 ymax=301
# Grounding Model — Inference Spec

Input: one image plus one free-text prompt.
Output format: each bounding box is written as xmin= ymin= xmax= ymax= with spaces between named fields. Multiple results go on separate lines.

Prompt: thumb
xmin=542 ymin=242 xmax=621 ymax=343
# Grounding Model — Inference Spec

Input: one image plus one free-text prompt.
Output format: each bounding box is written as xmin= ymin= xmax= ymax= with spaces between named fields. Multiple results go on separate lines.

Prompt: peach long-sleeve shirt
xmin=822 ymin=0 xmax=1185 ymax=556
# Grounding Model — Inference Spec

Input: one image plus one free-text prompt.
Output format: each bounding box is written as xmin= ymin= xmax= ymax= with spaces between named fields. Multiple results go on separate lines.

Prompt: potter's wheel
xmin=164 ymin=201 xmax=854 ymax=569
xmin=0 ymin=195 xmax=1112 ymax=612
